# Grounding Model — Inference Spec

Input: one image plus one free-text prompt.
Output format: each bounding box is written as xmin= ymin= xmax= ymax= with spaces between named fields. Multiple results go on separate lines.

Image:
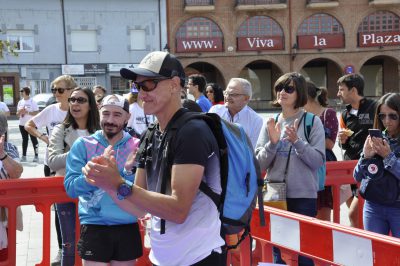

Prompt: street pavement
xmin=6 ymin=112 xmax=350 ymax=265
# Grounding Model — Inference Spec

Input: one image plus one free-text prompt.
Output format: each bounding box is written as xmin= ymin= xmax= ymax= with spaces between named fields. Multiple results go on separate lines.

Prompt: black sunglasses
xmin=133 ymin=78 xmax=169 ymax=92
xmin=19 ymin=90 xmax=24 ymax=92
xmin=378 ymin=113 xmax=399 ymax=121
xmin=68 ymin=97 xmax=88 ymax=104
xmin=275 ymin=84 xmax=296 ymax=94
xmin=51 ymin=87 xmax=72 ymax=94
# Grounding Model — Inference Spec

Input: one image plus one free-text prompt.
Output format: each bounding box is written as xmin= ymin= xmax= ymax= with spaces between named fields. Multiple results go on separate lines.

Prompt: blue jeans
xmin=363 ymin=200 xmax=400 ymax=237
xmin=273 ymin=198 xmax=317 ymax=266
xmin=55 ymin=202 xmax=76 ymax=266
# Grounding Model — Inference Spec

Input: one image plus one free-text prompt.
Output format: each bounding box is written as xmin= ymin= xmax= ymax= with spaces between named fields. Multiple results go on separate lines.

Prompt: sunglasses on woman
xmin=133 ymin=78 xmax=170 ymax=92
xmin=378 ymin=113 xmax=399 ymax=121
xmin=68 ymin=97 xmax=88 ymax=104
xmin=275 ymin=84 xmax=296 ymax=94
xmin=51 ymin=87 xmax=72 ymax=94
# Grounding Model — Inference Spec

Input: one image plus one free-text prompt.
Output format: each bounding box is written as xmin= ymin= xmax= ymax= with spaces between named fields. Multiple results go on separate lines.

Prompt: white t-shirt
xmin=32 ymin=103 xmax=68 ymax=165
xmin=0 ymin=102 xmax=9 ymax=114
xmin=209 ymin=104 xmax=263 ymax=148
xmin=17 ymin=98 xmax=39 ymax=126
xmin=127 ymin=102 xmax=155 ymax=135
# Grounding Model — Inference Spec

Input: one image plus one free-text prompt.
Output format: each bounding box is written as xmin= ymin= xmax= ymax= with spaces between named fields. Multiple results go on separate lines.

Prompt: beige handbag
xmin=263 ymin=146 xmax=292 ymax=210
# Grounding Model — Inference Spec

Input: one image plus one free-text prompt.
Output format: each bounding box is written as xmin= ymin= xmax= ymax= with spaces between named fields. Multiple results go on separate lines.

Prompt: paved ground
xmin=6 ymin=112 xmax=350 ymax=265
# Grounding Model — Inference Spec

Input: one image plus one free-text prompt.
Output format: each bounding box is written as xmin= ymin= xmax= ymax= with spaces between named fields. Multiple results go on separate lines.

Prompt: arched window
xmin=358 ymin=10 xmax=400 ymax=32
xmin=176 ymin=17 xmax=223 ymax=38
xmin=237 ymin=16 xmax=283 ymax=37
xmin=298 ymin=13 xmax=343 ymax=35
xmin=237 ymin=16 xmax=284 ymax=50
xmin=297 ymin=13 xmax=344 ymax=49
xmin=175 ymin=17 xmax=224 ymax=52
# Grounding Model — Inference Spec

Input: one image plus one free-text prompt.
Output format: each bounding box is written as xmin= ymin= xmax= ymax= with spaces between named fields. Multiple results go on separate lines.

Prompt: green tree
xmin=0 ymin=40 xmax=18 ymax=59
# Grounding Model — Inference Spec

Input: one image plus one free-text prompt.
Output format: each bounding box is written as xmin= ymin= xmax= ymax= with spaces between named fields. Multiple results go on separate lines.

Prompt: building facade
xmin=167 ymin=0 xmax=400 ymax=110
xmin=0 ymin=0 xmax=167 ymax=112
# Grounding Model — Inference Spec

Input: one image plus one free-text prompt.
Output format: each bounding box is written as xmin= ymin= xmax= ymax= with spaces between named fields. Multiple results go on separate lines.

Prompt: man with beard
xmin=64 ymin=94 xmax=143 ymax=265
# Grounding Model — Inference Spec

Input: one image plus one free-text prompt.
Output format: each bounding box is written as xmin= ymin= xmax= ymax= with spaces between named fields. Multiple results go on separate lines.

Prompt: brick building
xmin=166 ymin=0 xmax=400 ymax=110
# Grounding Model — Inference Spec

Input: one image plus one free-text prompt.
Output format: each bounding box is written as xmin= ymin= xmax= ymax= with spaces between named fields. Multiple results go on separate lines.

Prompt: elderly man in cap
xmin=83 ymin=51 xmax=225 ymax=266
xmin=64 ymin=94 xmax=142 ymax=265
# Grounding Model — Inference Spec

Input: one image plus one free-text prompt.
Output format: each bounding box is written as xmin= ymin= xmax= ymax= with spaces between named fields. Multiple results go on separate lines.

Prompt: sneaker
xmin=32 ymin=156 xmax=39 ymax=163
xmin=51 ymin=249 xmax=61 ymax=266
xmin=20 ymin=156 xmax=27 ymax=162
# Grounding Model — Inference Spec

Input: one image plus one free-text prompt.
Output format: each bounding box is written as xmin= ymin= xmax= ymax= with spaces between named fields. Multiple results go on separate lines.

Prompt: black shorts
xmin=317 ymin=186 xmax=333 ymax=210
xmin=77 ymin=223 xmax=142 ymax=262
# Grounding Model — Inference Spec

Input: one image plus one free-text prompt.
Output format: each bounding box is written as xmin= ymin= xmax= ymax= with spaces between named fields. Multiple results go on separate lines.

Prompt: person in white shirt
xmin=24 ymin=74 xmax=77 ymax=265
xmin=209 ymin=78 xmax=263 ymax=148
xmin=16 ymin=87 xmax=40 ymax=162
xmin=126 ymin=86 xmax=155 ymax=137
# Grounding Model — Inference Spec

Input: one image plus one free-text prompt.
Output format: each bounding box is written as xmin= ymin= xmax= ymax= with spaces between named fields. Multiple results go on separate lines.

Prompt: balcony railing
xmin=306 ymin=0 xmax=339 ymax=8
xmin=235 ymin=0 xmax=287 ymax=11
xmin=184 ymin=0 xmax=214 ymax=6
xmin=184 ymin=0 xmax=215 ymax=12
xmin=236 ymin=0 xmax=287 ymax=4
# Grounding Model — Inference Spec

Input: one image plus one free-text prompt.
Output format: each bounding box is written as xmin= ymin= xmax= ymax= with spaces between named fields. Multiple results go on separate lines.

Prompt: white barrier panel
xmin=270 ymin=214 xmax=300 ymax=251
xmin=333 ymin=230 xmax=373 ymax=266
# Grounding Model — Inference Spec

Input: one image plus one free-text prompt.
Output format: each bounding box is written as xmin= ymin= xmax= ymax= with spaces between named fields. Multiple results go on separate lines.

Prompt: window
xmin=130 ymin=30 xmax=146 ymax=50
xmin=298 ymin=14 xmax=343 ymax=35
xmin=7 ymin=30 xmax=35 ymax=52
xmin=111 ymin=77 xmax=130 ymax=95
xmin=26 ymin=80 xmax=48 ymax=94
xmin=238 ymin=16 xmax=283 ymax=37
xmin=358 ymin=11 xmax=400 ymax=33
xmin=71 ymin=30 xmax=97 ymax=52
xmin=176 ymin=17 xmax=223 ymax=38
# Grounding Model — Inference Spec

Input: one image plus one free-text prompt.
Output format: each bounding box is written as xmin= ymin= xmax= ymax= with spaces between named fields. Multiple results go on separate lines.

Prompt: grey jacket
xmin=48 ymin=124 xmax=88 ymax=176
xmin=255 ymin=110 xmax=326 ymax=198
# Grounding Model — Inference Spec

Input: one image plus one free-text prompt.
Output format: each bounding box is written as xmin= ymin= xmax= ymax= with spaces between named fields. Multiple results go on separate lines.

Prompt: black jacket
xmin=341 ymin=98 xmax=377 ymax=160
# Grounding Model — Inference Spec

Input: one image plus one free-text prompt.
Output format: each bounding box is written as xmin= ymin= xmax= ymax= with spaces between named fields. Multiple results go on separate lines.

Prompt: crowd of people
xmin=0 ymin=50 xmax=399 ymax=266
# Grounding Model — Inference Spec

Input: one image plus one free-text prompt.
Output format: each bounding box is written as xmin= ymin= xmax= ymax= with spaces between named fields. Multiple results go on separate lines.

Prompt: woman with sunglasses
xmin=48 ymin=87 xmax=100 ymax=265
xmin=304 ymin=82 xmax=338 ymax=222
xmin=354 ymin=92 xmax=400 ymax=237
xmin=256 ymin=72 xmax=325 ymax=266
xmin=24 ymin=74 xmax=76 ymax=264
xmin=205 ymin=83 xmax=224 ymax=105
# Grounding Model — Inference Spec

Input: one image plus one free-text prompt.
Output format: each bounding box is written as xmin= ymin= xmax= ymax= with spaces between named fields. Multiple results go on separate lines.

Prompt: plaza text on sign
xmin=237 ymin=36 xmax=284 ymax=51
xmin=297 ymin=34 xmax=344 ymax=49
xmin=358 ymin=32 xmax=400 ymax=47
xmin=176 ymin=37 xmax=223 ymax=52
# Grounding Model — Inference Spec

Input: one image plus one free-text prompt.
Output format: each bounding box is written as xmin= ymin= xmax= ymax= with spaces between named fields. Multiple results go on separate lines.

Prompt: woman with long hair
xmin=205 ymin=83 xmax=224 ymax=105
xmin=304 ymin=82 xmax=338 ymax=221
xmin=256 ymin=72 xmax=325 ymax=266
xmin=354 ymin=92 xmax=400 ymax=237
xmin=48 ymin=87 xmax=100 ymax=265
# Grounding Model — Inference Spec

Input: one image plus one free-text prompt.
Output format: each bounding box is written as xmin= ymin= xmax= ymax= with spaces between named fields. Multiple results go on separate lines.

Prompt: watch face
xmin=117 ymin=182 xmax=132 ymax=199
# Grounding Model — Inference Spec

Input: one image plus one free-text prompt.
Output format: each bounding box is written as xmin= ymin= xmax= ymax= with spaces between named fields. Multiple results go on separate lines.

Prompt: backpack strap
xmin=302 ymin=112 xmax=315 ymax=143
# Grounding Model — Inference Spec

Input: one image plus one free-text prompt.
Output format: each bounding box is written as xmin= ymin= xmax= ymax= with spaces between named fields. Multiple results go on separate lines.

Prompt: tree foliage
xmin=0 ymin=40 xmax=18 ymax=59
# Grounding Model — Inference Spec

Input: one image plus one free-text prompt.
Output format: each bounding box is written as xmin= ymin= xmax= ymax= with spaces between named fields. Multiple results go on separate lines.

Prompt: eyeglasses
xmin=19 ymin=90 xmax=24 ymax=92
xmin=378 ymin=113 xmax=399 ymax=121
xmin=275 ymin=85 xmax=296 ymax=94
xmin=51 ymin=87 xmax=72 ymax=94
xmin=224 ymin=92 xmax=247 ymax=98
xmin=206 ymin=90 xmax=214 ymax=94
xmin=133 ymin=78 xmax=169 ymax=92
xmin=68 ymin=97 xmax=88 ymax=104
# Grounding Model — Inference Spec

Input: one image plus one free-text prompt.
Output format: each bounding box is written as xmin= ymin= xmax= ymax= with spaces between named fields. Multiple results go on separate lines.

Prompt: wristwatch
xmin=117 ymin=179 xmax=133 ymax=200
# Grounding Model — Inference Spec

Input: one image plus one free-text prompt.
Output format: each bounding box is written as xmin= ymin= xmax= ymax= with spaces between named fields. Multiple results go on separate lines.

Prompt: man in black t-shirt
xmin=83 ymin=51 xmax=225 ymax=265
xmin=337 ymin=73 xmax=377 ymax=228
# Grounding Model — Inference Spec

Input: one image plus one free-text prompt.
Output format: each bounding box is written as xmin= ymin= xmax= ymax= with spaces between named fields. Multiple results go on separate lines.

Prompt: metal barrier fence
xmin=2 ymin=160 xmax=399 ymax=265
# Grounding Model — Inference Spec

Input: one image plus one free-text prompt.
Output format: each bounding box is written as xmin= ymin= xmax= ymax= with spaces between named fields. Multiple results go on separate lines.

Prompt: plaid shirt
xmin=0 ymin=142 xmax=20 ymax=180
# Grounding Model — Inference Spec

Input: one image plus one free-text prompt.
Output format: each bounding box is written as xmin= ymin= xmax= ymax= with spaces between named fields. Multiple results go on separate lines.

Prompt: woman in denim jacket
xmin=48 ymin=87 xmax=100 ymax=265
xmin=354 ymin=92 xmax=400 ymax=237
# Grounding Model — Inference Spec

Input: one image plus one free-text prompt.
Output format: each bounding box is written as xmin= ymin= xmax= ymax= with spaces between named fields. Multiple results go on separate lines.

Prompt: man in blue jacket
xmin=64 ymin=94 xmax=142 ymax=265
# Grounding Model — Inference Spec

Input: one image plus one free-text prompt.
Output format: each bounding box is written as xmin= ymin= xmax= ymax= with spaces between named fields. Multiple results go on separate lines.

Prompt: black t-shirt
xmin=141 ymin=118 xmax=220 ymax=195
